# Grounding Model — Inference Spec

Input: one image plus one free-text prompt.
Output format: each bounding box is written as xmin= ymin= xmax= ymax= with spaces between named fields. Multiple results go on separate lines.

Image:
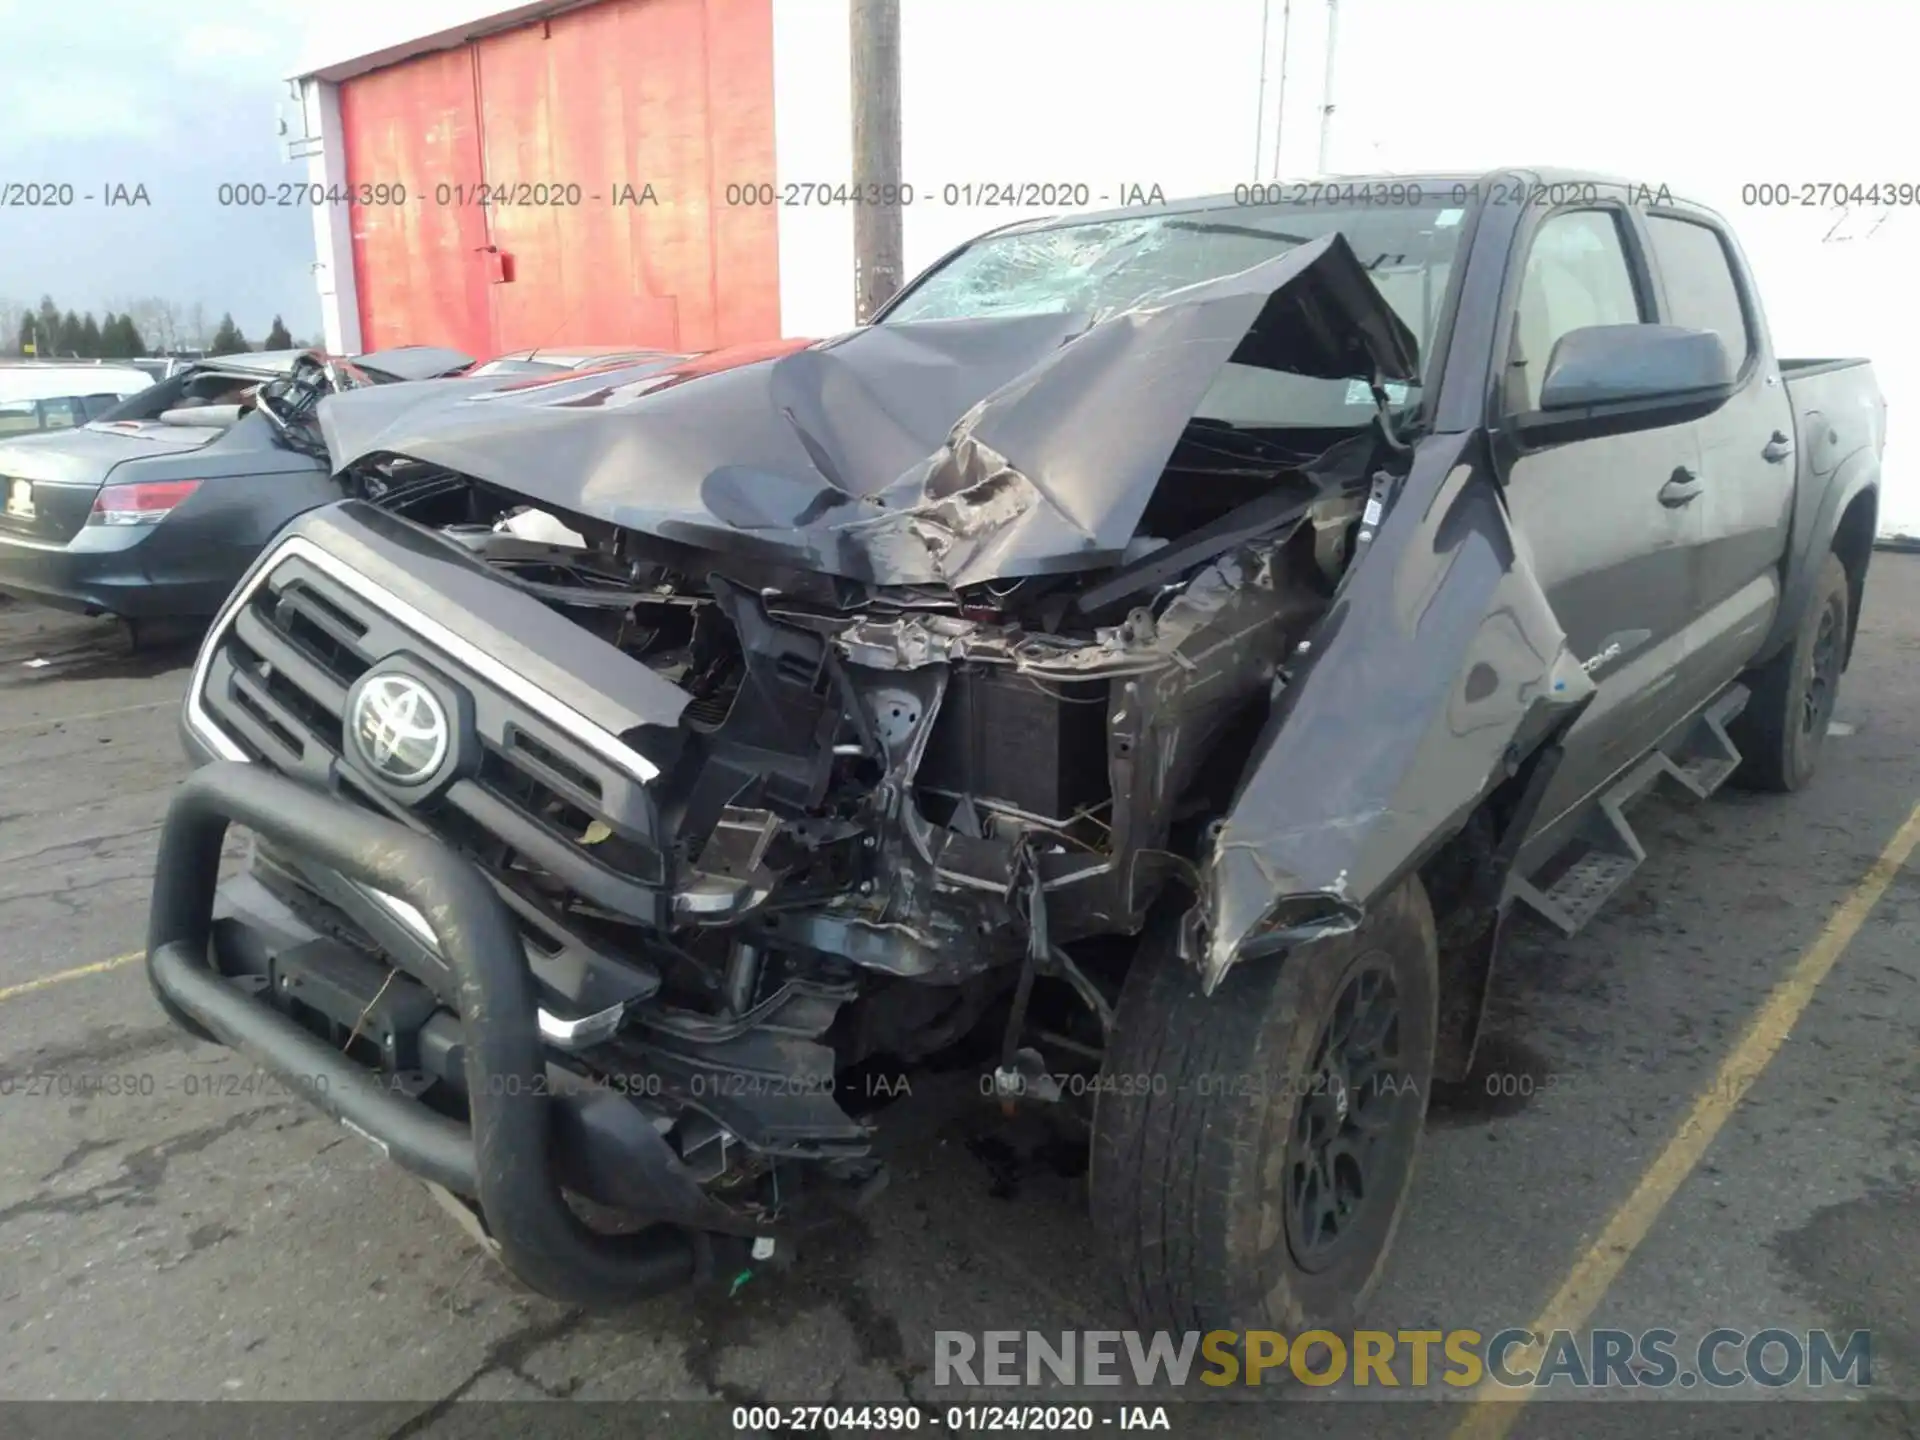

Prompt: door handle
xmin=1762 ymin=430 xmax=1794 ymax=463
xmin=1659 ymin=467 xmax=1703 ymax=507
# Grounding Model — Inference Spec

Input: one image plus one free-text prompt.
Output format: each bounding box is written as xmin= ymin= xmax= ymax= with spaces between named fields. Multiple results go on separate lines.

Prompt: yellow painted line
xmin=1451 ymin=796 xmax=1920 ymax=1439
xmin=0 ymin=949 xmax=143 ymax=1004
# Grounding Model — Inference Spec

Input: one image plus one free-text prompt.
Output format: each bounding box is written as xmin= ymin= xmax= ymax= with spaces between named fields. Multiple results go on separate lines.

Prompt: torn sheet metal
xmin=1189 ymin=431 xmax=1595 ymax=991
xmin=317 ymin=234 xmax=1416 ymax=590
xmin=799 ymin=538 xmax=1328 ymax=961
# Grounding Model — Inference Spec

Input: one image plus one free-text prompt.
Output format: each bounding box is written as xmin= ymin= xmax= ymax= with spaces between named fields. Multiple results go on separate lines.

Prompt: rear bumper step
xmin=145 ymin=761 xmax=729 ymax=1305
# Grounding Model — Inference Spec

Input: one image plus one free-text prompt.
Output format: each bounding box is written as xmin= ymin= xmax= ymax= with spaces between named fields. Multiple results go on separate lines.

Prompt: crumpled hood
xmin=318 ymin=233 xmax=1417 ymax=588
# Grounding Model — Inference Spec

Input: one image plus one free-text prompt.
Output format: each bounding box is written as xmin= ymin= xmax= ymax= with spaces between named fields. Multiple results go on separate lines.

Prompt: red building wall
xmin=337 ymin=0 xmax=780 ymax=360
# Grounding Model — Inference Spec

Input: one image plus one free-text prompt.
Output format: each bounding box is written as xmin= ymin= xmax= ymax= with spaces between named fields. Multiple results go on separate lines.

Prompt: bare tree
xmin=122 ymin=298 xmax=182 ymax=354
xmin=0 ymin=299 xmax=23 ymax=356
xmin=35 ymin=296 xmax=60 ymax=351
xmin=186 ymin=303 xmax=208 ymax=351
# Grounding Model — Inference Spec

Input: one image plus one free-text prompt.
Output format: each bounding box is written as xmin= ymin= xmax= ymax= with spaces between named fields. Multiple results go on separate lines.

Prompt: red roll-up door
xmin=338 ymin=0 xmax=780 ymax=360
xmin=337 ymin=47 xmax=493 ymax=359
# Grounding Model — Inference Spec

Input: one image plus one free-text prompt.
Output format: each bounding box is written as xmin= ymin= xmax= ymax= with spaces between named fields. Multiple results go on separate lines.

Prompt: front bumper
xmin=0 ymin=523 xmax=244 ymax=619
xmin=146 ymin=761 xmax=745 ymax=1305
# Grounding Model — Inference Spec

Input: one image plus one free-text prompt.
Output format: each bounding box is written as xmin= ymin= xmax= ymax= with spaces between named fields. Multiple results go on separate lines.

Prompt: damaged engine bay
xmin=360 ymin=419 xmax=1377 ymax=991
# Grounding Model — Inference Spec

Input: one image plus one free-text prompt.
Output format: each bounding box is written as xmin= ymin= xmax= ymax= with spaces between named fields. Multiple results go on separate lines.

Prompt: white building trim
xmin=298 ymin=79 xmax=362 ymax=355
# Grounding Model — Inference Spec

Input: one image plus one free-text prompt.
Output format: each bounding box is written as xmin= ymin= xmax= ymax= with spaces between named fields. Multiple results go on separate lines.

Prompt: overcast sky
xmin=0 ymin=0 xmax=318 ymax=341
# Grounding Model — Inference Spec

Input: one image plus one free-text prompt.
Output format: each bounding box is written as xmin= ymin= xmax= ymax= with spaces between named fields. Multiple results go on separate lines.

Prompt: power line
xmin=1272 ymin=0 xmax=1293 ymax=179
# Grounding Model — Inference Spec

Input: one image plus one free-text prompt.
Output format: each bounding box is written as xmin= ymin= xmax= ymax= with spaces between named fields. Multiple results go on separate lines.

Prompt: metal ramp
xmin=1509 ymin=685 xmax=1749 ymax=937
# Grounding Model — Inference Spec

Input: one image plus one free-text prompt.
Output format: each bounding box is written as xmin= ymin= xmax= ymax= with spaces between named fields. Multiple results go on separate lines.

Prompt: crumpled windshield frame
xmin=880 ymin=201 xmax=1465 ymax=387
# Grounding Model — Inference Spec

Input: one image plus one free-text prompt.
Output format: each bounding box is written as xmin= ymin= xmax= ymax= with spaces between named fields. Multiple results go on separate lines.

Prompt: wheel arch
xmin=1184 ymin=434 xmax=1595 ymax=994
xmin=1831 ymin=484 xmax=1876 ymax=668
xmin=1415 ymin=716 xmax=1584 ymax=1082
xmin=1764 ymin=452 xmax=1878 ymax=671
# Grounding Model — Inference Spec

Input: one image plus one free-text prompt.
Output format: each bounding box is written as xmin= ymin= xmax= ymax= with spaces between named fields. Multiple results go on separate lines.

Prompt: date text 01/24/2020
xmin=721 ymin=181 xmax=1167 ymax=208
xmin=730 ymin=1404 xmax=1171 ymax=1432
xmin=210 ymin=180 xmax=662 ymax=208
xmin=0 ymin=1069 xmax=329 ymax=1101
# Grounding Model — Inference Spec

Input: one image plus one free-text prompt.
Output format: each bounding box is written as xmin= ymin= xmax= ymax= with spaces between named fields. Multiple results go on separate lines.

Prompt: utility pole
xmin=1271 ymin=0 xmax=1293 ymax=179
xmin=1317 ymin=0 xmax=1339 ymax=174
xmin=850 ymin=0 xmax=904 ymax=323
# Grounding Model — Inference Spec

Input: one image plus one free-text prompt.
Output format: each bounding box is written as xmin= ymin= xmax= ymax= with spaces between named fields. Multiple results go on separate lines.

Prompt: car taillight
xmin=88 ymin=479 xmax=202 ymax=526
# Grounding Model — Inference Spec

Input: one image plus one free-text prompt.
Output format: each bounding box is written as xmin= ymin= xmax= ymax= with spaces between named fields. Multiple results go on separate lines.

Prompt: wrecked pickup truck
xmin=146 ymin=171 xmax=1884 ymax=1334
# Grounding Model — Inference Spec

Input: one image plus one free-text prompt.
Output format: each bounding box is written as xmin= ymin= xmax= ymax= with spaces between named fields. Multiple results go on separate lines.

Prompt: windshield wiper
xmin=1161 ymin=219 xmax=1314 ymax=246
xmin=1173 ymin=419 xmax=1336 ymax=473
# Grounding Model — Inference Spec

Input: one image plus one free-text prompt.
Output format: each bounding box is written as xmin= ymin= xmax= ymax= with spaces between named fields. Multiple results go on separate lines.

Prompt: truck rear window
xmin=1645 ymin=215 xmax=1753 ymax=365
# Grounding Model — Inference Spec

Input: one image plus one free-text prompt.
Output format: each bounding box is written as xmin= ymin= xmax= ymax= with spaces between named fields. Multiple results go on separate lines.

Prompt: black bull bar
xmin=145 ymin=761 xmax=722 ymax=1305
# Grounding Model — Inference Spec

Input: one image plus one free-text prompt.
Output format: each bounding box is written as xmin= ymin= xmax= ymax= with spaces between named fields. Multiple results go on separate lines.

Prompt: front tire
xmin=1731 ymin=552 xmax=1850 ymax=794
xmin=1090 ymin=877 xmax=1437 ymax=1334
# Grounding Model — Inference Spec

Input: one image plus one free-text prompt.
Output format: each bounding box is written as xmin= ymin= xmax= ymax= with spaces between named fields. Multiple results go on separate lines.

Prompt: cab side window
xmin=1506 ymin=209 xmax=1646 ymax=412
xmin=1644 ymin=215 xmax=1752 ymax=368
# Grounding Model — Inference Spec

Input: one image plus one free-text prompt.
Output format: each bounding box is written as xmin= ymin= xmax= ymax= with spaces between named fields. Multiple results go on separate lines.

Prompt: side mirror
xmin=1514 ymin=324 xmax=1734 ymax=443
xmin=1540 ymin=324 xmax=1733 ymax=410
xmin=1536 ymin=326 xmax=1735 ymax=410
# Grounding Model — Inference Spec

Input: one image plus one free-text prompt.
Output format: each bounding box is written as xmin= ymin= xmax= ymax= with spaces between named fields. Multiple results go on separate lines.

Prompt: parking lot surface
xmin=1 ymin=560 xmax=1917 ymax=1438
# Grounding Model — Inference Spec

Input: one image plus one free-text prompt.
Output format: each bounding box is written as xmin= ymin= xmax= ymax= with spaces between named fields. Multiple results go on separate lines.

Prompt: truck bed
xmin=1782 ymin=358 xmax=1883 ymax=478
xmin=1779 ymin=356 xmax=1872 ymax=380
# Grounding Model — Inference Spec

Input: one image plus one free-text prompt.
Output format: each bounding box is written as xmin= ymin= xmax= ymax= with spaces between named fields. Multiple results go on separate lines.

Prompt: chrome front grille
xmin=185 ymin=534 xmax=670 ymax=1028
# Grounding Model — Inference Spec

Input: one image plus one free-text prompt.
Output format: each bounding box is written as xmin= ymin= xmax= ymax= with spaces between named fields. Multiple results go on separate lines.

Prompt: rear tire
xmin=1731 ymin=552 xmax=1849 ymax=794
xmin=1090 ymin=877 xmax=1437 ymax=1334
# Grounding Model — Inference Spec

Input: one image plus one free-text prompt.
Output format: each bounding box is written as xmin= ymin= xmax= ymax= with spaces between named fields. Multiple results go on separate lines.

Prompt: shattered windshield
xmin=882 ymin=200 xmax=1467 ymax=427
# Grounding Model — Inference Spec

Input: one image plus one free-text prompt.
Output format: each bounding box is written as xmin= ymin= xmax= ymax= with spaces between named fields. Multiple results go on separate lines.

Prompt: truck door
xmin=1495 ymin=204 xmax=1707 ymax=828
xmin=1642 ymin=210 xmax=1798 ymax=691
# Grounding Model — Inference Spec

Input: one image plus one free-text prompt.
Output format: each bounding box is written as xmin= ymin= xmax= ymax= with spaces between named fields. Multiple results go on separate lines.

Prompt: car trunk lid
xmin=0 ymin=418 xmax=233 ymax=543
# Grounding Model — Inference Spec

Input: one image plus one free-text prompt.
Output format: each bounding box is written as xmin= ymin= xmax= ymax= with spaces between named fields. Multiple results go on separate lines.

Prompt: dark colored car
xmin=145 ymin=171 xmax=1882 ymax=1333
xmin=0 ymin=345 xmax=471 ymax=624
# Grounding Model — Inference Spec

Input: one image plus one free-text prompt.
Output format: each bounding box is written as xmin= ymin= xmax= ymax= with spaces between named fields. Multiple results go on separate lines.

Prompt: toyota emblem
xmin=349 ymin=673 xmax=450 ymax=785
